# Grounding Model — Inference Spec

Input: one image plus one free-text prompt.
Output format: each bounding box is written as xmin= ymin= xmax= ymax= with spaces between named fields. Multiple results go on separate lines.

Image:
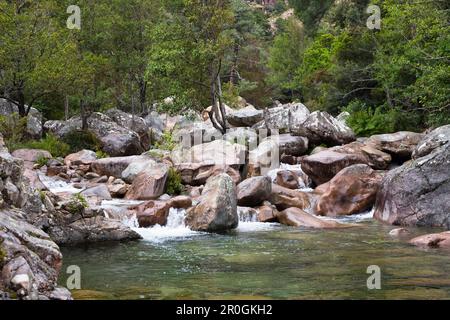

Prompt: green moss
xmin=95 ymin=150 xmax=109 ymax=159
xmin=165 ymin=167 xmax=184 ymax=196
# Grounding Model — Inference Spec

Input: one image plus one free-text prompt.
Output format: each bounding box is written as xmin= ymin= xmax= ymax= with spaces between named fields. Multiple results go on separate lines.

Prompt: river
xmin=58 ymin=207 xmax=450 ymax=300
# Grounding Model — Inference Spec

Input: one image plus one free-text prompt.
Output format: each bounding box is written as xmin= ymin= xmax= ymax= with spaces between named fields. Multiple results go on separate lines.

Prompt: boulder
xmin=276 ymin=207 xmax=347 ymax=229
xmin=172 ymin=139 xmax=246 ymax=166
xmin=270 ymin=184 xmax=310 ymax=211
xmin=330 ymin=142 xmax=391 ymax=170
xmin=301 ymin=150 xmax=367 ymax=185
xmin=223 ymin=127 xmax=258 ymax=148
xmin=292 ymin=111 xmax=355 ymax=146
xmin=412 ymin=125 xmax=450 ymax=159
xmin=0 ymin=99 xmax=43 ymax=139
xmin=80 ymin=185 xmax=112 ymax=201
xmin=315 ymin=164 xmax=383 ymax=217
xmin=44 ymin=112 xmax=143 ymax=156
xmin=48 ymin=216 xmax=141 ymax=245
xmin=288 ymin=102 xmax=311 ymax=133
xmin=255 ymin=204 xmax=278 ymax=223
xmin=237 ymin=176 xmax=272 ymax=207
xmin=64 ymin=150 xmax=97 ymax=166
xmin=125 ymin=163 xmax=170 ymax=200
xmin=185 ymin=174 xmax=238 ymax=233
xmin=135 ymin=200 xmax=170 ymax=227
xmin=409 ymin=232 xmax=450 ymax=249
xmin=366 ymin=131 xmax=424 ymax=160
xmin=237 ymin=206 xmax=258 ymax=222
xmin=105 ymin=108 xmax=150 ymax=150
xmin=253 ymin=105 xmax=290 ymax=133
xmin=275 ymin=170 xmax=300 ymax=189
xmin=91 ymin=155 xmax=144 ymax=178
xmin=0 ymin=209 xmax=69 ymax=299
xmin=11 ymin=149 xmax=52 ymax=169
xmin=226 ymin=106 xmax=264 ymax=127
xmin=121 ymin=157 xmax=157 ymax=183
xmin=175 ymin=163 xmax=241 ymax=186
xmin=374 ymin=128 xmax=450 ymax=228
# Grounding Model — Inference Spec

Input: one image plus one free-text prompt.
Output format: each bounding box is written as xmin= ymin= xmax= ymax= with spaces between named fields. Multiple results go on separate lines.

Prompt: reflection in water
xmin=60 ymin=216 xmax=450 ymax=300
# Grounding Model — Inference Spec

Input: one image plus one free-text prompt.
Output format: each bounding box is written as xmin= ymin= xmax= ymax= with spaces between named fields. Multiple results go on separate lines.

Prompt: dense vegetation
xmin=0 ymin=0 xmax=448 ymax=140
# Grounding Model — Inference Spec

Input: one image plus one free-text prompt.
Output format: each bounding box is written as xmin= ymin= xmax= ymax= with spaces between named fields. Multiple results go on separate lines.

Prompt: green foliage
xmin=95 ymin=150 xmax=109 ymax=159
xmin=155 ymin=131 xmax=177 ymax=151
xmin=0 ymin=243 xmax=6 ymax=266
xmin=36 ymin=155 xmax=50 ymax=168
xmin=12 ymin=134 xmax=70 ymax=158
xmin=0 ymin=113 xmax=27 ymax=150
xmin=67 ymin=193 xmax=89 ymax=215
xmin=62 ymin=130 xmax=102 ymax=154
xmin=165 ymin=167 xmax=184 ymax=196
xmin=344 ymin=101 xmax=397 ymax=136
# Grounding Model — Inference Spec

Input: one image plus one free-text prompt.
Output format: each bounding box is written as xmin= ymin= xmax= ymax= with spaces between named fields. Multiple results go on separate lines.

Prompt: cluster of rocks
xmin=1 ymin=96 xmax=449 ymax=299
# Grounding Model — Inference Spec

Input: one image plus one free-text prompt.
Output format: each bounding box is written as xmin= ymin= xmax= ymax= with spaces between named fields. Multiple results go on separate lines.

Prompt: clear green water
xmin=59 ymin=219 xmax=450 ymax=300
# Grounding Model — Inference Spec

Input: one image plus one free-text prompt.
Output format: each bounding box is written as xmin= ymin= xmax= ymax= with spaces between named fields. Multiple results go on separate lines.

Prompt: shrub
xmin=343 ymin=101 xmax=399 ymax=137
xmin=95 ymin=150 xmax=109 ymax=159
xmin=36 ymin=155 xmax=49 ymax=168
xmin=0 ymin=113 xmax=27 ymax=150
xmin=62 ymin=130 xmax=102 ymax=153
xmin=66 ymin=193 xmax=88 ymax=214
xmin=155 ymin=131 xmax=176 ymax=151
xmin=12 ymin=133 xmax=71 ymax=158
xmin=165 ymin=167 xmax=183 ymax=196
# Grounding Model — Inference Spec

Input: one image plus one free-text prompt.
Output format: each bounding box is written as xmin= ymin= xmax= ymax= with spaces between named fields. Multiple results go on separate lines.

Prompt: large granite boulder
xmin=185 ymin=174 xmax=238 ymax=233
xmin=91 ymin=155 xmax=145 ymax=178
xmin=292 ymin=111 xmax=355 ymax=146
xmin=105 ymin=108 xmax=150 ymax=150
xmin=315 ymin=164 xmax=383 ymax=217
xmin=374 ymin=126 xmax=450 ymax=228
xmin=226 ymin=106 xmax=264 ymax=127
xmin=237 ymin=176 xmax=272 ymax=207
xmin=0 ymin=209 xmax=71 ymax=300
xmin=366 ymin=131 xmax=424 ymax=161
xmin=301 ymin=150 xmax=367 ymax=185
xmin=125 ymin=163 xmax=170 ymax=200
xmin=44 ymin=112 xmax=143 ymax=156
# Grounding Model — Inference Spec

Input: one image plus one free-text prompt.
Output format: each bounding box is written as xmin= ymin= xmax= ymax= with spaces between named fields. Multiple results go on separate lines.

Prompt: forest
xmin=1 ymin=0 xmax=448 ymax=146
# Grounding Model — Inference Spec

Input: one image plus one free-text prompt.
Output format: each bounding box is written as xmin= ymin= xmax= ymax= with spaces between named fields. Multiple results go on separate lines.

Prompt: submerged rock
xmin=276 ymin=207 xmax=347 ymax=229
xmin=409 ymin=232 xmax=450 ymax=249
xmin=185 ymin=174 xmax=238 ymax=233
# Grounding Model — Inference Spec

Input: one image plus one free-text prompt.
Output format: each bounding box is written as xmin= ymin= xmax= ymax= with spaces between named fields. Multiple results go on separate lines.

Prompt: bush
xmin=165 ymin=167 xmax=183 ymax=196
xmin=66 ymin=193 xmax=88 ymax=214
xmin=12 ymin=133 xmax=71 ymax=158
xmin=0 ymin=113 xmax=27 ymax=150
xmin=344 ymin=101 xmax=398 ymax=137
xmin=62 ymin=130 xmax=102 ymax=153
xmin=155 ymin=131 xmax=176 ymax=151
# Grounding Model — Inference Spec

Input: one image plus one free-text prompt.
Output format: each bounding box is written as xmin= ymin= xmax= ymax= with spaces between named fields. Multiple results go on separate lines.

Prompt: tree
xmin=0 ymin=0 xmax=78 ymax=117
xmin=147 ymin=0 xmax=234 ymax=133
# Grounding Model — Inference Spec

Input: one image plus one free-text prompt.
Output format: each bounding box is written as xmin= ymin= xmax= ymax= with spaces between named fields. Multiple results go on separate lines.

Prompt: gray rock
xmin=412 ymin=125 xmax=450 ymax=159
xmin=374 ymin=136 xmax=450 ymax=229
xmin=366 ymin=131 xmax=424 ymax=160
xmin=226 ymin=106 xmax=264 ymax=127
xmin=292 ymin=111 xmax=356 ymax=146
xmin=185 ymin=173 xmax=238 ymax=233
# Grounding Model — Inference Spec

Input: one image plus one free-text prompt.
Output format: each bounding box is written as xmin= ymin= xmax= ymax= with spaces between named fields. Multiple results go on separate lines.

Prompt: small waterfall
xmin=38 ymin=173 xmax=81 ymax=194
xmin=125 ymin=208 xmax=201 ymax=244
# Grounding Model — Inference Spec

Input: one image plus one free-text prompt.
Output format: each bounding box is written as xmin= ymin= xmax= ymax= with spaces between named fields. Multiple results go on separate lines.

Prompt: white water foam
xmin=321 ymin=208 xmax=375 ymax=223
xmin=39 ymin=173 xmax=81 ymax=194
xmin=123 ymin=208 xmax=203 ymax=244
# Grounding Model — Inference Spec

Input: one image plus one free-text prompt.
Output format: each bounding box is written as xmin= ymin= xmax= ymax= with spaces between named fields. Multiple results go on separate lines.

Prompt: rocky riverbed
xmin=1 ymin=99 xmax=449 ymax=300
